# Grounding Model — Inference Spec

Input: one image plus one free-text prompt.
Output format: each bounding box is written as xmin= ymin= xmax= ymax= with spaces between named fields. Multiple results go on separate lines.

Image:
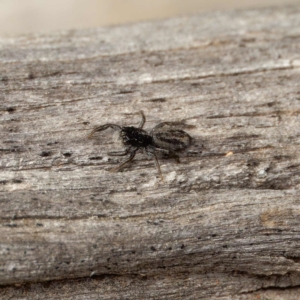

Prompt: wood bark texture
xmin=1 ymin=5 xmax=300 ymax=299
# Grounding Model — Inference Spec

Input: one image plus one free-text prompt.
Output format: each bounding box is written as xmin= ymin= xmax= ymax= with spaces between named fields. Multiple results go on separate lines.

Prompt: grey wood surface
xmin=1 ymin=5 xmax=300 ymax=299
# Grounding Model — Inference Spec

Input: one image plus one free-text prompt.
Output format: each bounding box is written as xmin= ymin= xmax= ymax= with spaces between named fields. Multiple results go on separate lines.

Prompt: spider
xmin=88 ymin=111 xmax=191 ymax=179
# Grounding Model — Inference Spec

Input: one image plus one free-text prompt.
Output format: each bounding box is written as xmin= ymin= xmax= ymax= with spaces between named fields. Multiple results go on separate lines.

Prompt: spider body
xmin=88 ymin=112 xmax=191 ymax=179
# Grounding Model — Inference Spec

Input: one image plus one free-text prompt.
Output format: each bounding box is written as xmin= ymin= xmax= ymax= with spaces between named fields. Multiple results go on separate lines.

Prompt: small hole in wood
xmin=6 ymin=107 xmax=16 ymax=113
xmin=63 ymin=152 xmax=72 ymax=157
xmin=40 ymin=151 xmax=52 ymax=157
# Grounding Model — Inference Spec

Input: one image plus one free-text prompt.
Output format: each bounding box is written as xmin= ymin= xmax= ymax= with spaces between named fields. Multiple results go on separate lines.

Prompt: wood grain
xmin=1 ymin=5 xmax=300 ymax=299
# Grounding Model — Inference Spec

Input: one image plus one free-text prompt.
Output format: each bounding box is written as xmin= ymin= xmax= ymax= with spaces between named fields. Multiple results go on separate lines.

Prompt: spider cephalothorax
xmin=88 ymin=112 xmax=191 ymax=179
xmin=120 ymin=127 xmax=153 ymax=147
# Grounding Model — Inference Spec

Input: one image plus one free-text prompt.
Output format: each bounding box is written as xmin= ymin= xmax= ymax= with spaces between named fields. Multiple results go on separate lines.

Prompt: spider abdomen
xmin=121 ymin=126 xmax=153 ymax=147
xmin=153 ymin=129 xmax=191 ymax=151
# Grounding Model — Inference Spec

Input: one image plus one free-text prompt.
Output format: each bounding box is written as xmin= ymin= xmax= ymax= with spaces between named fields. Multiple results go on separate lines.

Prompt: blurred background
xmin=1 ymin=0 xmax=300 ymax=36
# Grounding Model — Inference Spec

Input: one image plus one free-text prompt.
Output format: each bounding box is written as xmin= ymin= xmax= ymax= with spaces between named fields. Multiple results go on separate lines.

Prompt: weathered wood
xmin=1 ymin=5 xmax=300 ymax=299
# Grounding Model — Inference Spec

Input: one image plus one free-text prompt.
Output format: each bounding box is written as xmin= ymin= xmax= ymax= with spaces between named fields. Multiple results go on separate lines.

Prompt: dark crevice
xmin=117 ymin=90 xmax=135 ymax=95
xmin=208 ymin=109 xmax=300 ymax=119
xmin=89 ymin=156 xmax=103 ymax=160
xmin=40 ymin=151 xmax=52 ymax=157
xmin=63 ymin=152 xmax=72 ymax=158
xmin=145 ymin=97 xmax=167 ymax=103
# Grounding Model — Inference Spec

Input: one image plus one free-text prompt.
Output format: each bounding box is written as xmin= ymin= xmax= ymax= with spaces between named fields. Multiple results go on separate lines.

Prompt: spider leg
xmin=151 ymin=121 xmax=184 ymax=133
xmin=165 ymin=150 xmax=180 ymax=163
xmin=108 ymin=147 xmax=134 ymax=156
xmin=88 ymin=124 xmax=121 ymax=138
xmin=110 ymin=149 xmax=137 ymax=172
xmin=145 ymin=148 xmax=164 ymax=180
xmin=138 ymin=111 xmax=146 ymax=128
xmin=150 ymin=147 xmax=180 ymax=163
xmin=108 ymin=150 xmax=129 ymax=156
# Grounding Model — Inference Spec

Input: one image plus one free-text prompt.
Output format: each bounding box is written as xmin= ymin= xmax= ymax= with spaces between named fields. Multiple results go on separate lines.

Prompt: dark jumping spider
xmin=88 ymin=111 xmax=191 ymax=179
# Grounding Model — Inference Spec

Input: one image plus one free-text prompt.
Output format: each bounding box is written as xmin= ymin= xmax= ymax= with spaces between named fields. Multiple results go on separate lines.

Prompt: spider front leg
xmin=138 ymin=111 xmax=146 ymax=128
xmin=88 ymin=124 xmax=121 ymax=138
xmin=110 ymin=148 xmax=138 ymax=173
xmin=108 ymin=146 xmax=137 ymax=156
xmin=108 ymin=149 xmax=130 ymax=156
